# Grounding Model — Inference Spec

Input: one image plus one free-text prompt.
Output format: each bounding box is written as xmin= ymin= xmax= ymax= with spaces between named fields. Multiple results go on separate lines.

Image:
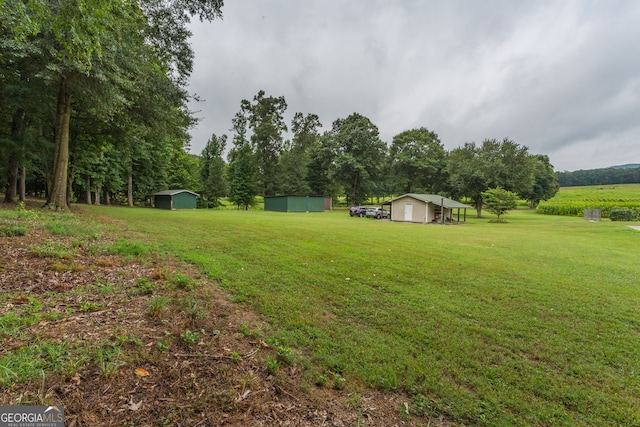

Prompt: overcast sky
xmin=185 ymin=0 xmax=640 ymax=172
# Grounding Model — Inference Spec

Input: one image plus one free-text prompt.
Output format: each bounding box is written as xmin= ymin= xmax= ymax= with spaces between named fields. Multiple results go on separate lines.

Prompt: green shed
xmin=153 ymin=189 xmax=199 ymax=210
xmin=264 ymin=196 xmax=328 ymax=212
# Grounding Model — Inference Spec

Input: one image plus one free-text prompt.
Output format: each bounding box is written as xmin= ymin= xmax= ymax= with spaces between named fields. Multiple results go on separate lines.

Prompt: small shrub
xmin=14 ymin=202 xmax=40 ymax=220
xmin=609 ymin=208 xmax=640 ymax=221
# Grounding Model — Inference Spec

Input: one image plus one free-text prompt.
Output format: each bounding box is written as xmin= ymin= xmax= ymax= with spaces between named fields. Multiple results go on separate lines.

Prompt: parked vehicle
xmin=349 ymin=206 xmax=367 ymax=217
xmin=375 ymin=208 xmax=390 ymax=219
xmin=365 ymin=207 xmax=378 ymax=217
xmin=366 ymin=207 xmax=390 ymax=219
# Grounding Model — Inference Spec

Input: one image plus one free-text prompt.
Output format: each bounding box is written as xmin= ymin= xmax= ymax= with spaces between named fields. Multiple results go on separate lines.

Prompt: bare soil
xmin=0 ymin=203 xmax=450 ymax=426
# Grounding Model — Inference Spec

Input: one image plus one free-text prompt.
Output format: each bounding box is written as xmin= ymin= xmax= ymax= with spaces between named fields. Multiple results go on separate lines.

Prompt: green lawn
xmin=86 ymin=206 xmax=640 ymax=426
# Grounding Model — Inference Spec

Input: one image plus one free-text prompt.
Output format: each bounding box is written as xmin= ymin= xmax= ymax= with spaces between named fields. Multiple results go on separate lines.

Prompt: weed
xmin=0 ymin=222 xmax=27 ymax=237
xmin=51 ymin=262 xmax=85 ymax=273
xmin=180 ymin=329 xmax=201 ymax=347
xmin=156 ymin=339 xmax=170 ymax=352
xmin=43 ymin=310 xmax=64 ymax=321
xmin=332 ymin=373 xmax=346 ymax=390
xmin=147 ymin=296 xmax=170 ymax=318
xmin=171 ymin=273 xmax=193 ymax=289
xmin=96 ymin=345 xmax=124 ymax=380
xmin=347 ymin=392 xmax=363 ymax=410
xmin=0 ymin=342 xmax=72 ymax=386
xmin=0 ymin=312 xmax=41 ymax=337
xmin=80 ymin=301 xmax=103 ymax=313
xmin=180 ymin=295 xmax=206 ymax=321
xmin=315 ymin=374 xmax=328 ymax=387
xmin=410 ymin=393 xmax=432 ymax=417
xmin=95 ymin=278 xmax=116 ymax=294
xmin=134 ymin=278 xmax=157 ymax=295
xmin=44 ymin=221 xmax=75 ymax=236
xmin=107 ymin=239 xmax=150 ymax=257
xmin=239 ymin=323 xmax=250 ymax=337
xmin=265 ymin=357 xmax=280 ymax=374
xmin=14 ymin=202 xmax=40 ymax=220
xmin=276 ymin=345 xmax=295 ymax=365
xmin=28 ymin=240 xmax=75 ymax=259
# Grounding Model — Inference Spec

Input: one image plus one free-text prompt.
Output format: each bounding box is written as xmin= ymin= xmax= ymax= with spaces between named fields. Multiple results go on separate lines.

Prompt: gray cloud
xmin=186 ymin=0 xmax=640 ymax=171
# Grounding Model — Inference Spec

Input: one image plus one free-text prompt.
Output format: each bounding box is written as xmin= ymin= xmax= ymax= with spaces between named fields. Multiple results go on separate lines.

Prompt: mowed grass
xmin=86 ymin=206 xmax=640 ymax=426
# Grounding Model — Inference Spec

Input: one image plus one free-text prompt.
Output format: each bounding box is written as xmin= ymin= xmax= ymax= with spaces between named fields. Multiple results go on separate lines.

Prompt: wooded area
xmin=556 ymin=164 xmax=640 ymax=187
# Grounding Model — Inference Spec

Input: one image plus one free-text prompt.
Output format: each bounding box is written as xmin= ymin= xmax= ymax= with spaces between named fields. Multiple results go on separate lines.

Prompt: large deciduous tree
xmin=279 ymin=112 xmax=322 ymax=196
xmin=447 ymin=138 xmax=533 ymax=217
xmin=389 ymin=127 xmax=446 ymax=194
xmin=329 ymin=113 xmax=386 ymax=205
xmin=227 ymin=113 xmax=256 ymax=210
xmin=521 ymin=154 xmax=559 ymax=207
xmin=240 ymin=90 xmax=287 ymax=196
xmin=199 ymin=133 xmax=227 ymax=207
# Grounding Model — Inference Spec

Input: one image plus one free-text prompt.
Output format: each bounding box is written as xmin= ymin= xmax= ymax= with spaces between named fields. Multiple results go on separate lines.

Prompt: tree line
xmin=556 ymin=165 xmax=640 ymax=187
xmin=1 ymin=0 xmax=223 ymax=210
xmin=201 ymin=90 xmax=559 ymax=216
xmin=1 ymin=2 xmax=558 ymax=217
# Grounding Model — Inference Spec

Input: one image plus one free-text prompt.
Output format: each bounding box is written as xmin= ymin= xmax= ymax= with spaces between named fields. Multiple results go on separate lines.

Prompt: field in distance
xmin=537 ymin=183 xmax=640 ymax=216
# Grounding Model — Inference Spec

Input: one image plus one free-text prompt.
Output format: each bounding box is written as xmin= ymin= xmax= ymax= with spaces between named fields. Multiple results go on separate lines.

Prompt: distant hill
xmin=556 ymin=164 xmax=640 ymax=187
xmin=611 ymin=163 xmax=640 ymax=169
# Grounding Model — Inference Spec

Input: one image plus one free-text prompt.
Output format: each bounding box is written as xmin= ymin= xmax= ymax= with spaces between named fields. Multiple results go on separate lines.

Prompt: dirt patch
xmin=0 ymin=204 xmax=449 ymax=426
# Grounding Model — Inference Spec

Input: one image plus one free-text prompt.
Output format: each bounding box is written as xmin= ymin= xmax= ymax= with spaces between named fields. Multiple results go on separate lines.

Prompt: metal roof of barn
xmin=384 ymin=194 xmax=472 ymax=209
xmin=153 ymin=189 xmax=200 ymax=197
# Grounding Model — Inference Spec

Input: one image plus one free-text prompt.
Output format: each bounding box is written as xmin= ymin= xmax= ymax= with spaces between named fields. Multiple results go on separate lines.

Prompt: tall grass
xmin=86 ymin=206 xmax=640 ymax=426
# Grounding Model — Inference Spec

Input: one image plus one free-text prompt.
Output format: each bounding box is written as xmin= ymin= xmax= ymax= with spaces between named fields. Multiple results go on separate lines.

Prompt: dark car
xmin=349 ymin=206 xmax=367 ymax=217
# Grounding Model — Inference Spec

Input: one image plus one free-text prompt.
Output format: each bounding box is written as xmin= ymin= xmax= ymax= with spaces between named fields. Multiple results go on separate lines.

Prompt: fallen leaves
xmin=134 ymin=367 xmax=149 ymax=377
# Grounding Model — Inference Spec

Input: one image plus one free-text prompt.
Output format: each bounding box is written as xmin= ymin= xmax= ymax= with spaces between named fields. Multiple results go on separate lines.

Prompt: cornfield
xmin=536 ymin=184 xmax=640 ymax=217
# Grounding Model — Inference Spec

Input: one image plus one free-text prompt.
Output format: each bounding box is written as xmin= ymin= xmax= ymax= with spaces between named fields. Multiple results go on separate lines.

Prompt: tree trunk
xmin=4 ymin=154 xmax=18 ymax=203
xmin=46 ymin=76 xmax=72 ymax=211
xmin=4 ymin=109 xmax=25 ymax=203
xmin=94 ymin=183 xmax=101 ymax=205
xmin=475 ymin=197 xmax=483 ymax=218
xmin=18 ymin=165 xmax=26 ymax=202
xmin=66 ymin=162 xmax=74 ymax=208
xmin=105 ymin=189 xmax=111 ymax=205
xmin=128 ymin=173 xmax=133 ymax=207
xmin=85 ymin=176 xmax=92 ymax=204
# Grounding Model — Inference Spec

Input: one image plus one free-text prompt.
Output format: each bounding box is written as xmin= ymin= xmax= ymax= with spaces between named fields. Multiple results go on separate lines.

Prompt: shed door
xmin=404 ymin=204 xmax=413 ymax=221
